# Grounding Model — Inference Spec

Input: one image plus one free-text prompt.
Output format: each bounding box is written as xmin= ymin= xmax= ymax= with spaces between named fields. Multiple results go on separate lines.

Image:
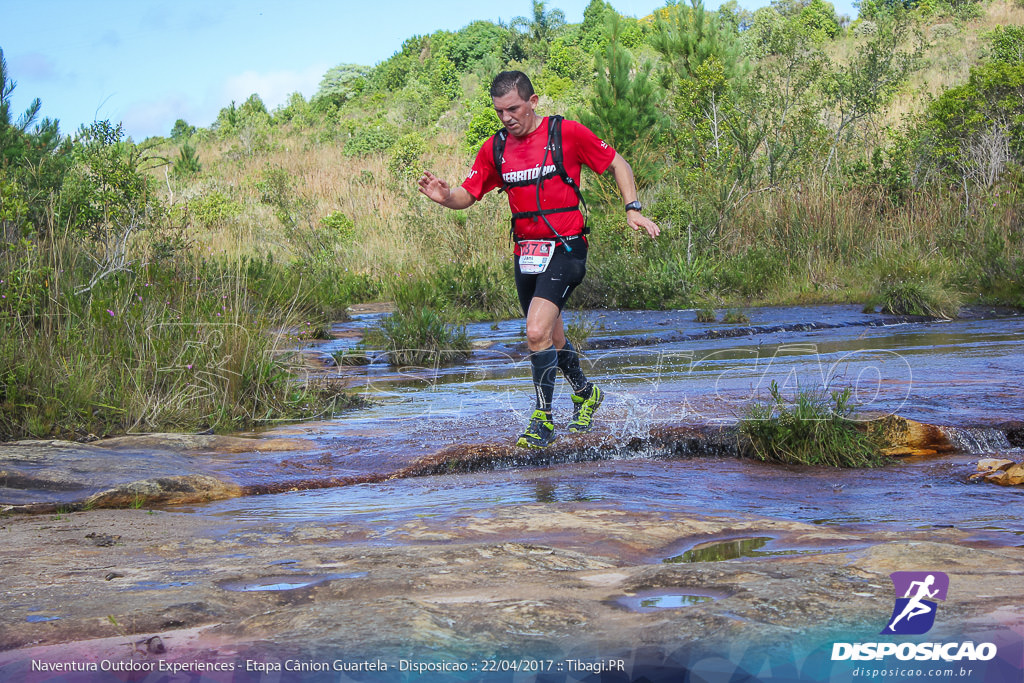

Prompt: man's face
xmin=492 ymin=90 xmax=539 ymax=138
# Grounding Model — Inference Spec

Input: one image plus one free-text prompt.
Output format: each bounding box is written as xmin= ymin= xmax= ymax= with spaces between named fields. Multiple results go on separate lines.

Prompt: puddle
xmin=665 ymin=537 xmax=772 ymax=563
xmin=663 ymin=536 xmax=849 ymax=563
xmin=25 ymin=615 xmax=61 ymax=623
xmin=217 ymin=572 xmax=367 ymax=592
xmin=615 ymin=589 xmax=725 ymax=613
xmin=128 ymin=580 xmax=197 ymax=591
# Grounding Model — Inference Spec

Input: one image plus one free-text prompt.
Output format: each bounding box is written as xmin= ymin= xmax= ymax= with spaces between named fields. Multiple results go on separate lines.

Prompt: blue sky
xmin=1 ymin=0 xmax=856 ymax=141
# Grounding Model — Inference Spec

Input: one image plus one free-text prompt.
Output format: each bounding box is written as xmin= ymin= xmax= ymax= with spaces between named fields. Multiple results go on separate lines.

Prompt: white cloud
xmin=221 ymin=63 xmax=328 ymax=112
xmin=120 ymin=95 xmax=199 ymax=140
xmin=10 ymin=53 xmax=59 ymax=81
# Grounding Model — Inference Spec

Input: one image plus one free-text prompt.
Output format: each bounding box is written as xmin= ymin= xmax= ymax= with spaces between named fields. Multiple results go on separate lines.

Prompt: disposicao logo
xmin=881 ymin=571 xmax=949 ymax=635
xmin=831 ymin=571 xmax=998 ymax=662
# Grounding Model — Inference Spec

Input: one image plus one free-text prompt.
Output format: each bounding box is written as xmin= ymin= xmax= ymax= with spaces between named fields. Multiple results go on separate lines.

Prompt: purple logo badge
xmin=881 ymin=571 xmax=949 ymax=635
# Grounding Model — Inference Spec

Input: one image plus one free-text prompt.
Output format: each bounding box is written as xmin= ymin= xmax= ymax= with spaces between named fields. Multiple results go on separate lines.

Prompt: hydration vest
xmin=492 ymin=115 xmax=589 ymax=243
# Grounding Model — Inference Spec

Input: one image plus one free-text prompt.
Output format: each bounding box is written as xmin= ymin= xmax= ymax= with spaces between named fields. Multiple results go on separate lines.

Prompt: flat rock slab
xmin=0 ymin=503 xmax=1021 ymax=679
xmin=0 ymin=434 xmax=313 ymax=507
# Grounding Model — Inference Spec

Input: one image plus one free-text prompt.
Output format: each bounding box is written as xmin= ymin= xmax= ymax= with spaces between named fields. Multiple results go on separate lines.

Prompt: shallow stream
xmin=188 ymin=305 xmax=1024 ymax=551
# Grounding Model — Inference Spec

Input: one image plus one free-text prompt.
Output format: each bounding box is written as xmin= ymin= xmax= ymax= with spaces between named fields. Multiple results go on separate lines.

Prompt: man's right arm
xmin=418 ymin=171 xmax=477 ymax=210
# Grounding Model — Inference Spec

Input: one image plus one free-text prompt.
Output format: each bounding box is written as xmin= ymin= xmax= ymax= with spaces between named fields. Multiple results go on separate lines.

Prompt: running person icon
xmin=888 ymin=574 xmax=939 ymax=631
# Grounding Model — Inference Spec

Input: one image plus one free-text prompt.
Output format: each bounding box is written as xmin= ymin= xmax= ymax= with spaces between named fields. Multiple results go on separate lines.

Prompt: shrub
xmin=387 ymin=132 xmax=427 ymax=180
xmin=321 ymin=211 xmax=357 ymax=244
xmin=465 ymin=92 xmax=503 ymax=156
xmin=739 ymin=381 xmax=891 ymax=468
xmin=190 ymin=191 xmax=242 ymax=227
xmin=172 ymin=142 xmax=202 ymax=178
xmin=343 ymin=126 xmax=397 ymax=158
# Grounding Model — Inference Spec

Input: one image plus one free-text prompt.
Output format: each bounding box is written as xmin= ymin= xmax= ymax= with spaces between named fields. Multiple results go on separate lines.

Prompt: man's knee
xmin=525 ymin=322 xmax=552 ymax=347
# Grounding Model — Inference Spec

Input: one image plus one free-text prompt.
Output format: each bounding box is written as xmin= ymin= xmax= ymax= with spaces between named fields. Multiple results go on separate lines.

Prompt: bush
xmin=465 ymin=92 xmax=503 ymax=156
xmin=343 ymin=126 xmax=397 ymax=157
xmin=321 ymin=211 xmax=357 ymax=244
xmin=171 ymin=142 xmax=202 ymax=178
xmin=739 ymin=381 xmax=891 ymax=468
xmin=190 ymin=191 xmax=241 ymax=227
xmin=387 ymin=132 xmax=427 ymax=180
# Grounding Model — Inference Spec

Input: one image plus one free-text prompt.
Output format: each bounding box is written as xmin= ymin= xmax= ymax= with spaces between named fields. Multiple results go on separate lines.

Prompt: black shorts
xmin=513 ymin=237 xmax=588 ymax=316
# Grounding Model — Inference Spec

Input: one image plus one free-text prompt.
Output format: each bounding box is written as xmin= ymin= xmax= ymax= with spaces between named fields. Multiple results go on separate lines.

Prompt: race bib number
xmin=518 ymin=240 xmax=556 ymax=274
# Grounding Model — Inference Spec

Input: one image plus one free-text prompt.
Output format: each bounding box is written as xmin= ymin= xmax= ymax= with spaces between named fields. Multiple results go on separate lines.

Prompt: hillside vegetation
xmin=1 ymin=0 xmax=1022 ymax=439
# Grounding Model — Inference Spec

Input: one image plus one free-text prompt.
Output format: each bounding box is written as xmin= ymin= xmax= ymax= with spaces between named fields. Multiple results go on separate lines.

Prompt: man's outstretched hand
xmin=417 ymin=171 xmax=475 ymax=210
xmin=418 ymin=171 xmax=452 ymax=205
xmin=627 ymin=211 xmax=661 ymax=239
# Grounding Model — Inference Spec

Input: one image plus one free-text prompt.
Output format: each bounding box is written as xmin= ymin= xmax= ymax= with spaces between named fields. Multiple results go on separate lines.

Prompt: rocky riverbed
xmin=2 ymin=306 xmax=1023 ymax=681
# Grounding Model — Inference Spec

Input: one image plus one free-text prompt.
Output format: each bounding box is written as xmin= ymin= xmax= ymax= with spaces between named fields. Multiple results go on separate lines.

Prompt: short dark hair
xmin=490 ymin=70 xmax=535 ymax=101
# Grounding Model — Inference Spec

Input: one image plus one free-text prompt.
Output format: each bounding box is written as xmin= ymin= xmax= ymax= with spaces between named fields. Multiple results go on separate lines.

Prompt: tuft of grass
xmin=695 ymin=306 xmax=717 ymax=323
xmin=738 ymin=381 xmax=891 ymax=468
xmin=722 ymin=309 xmax=751 ymax=324
xmin=332 ymin=348 xmax=371 ymax=366
xmin=365 ymin=308 xmax=470 ymax=367
xmin=870 ymin=254 xmax=963 ymax=319
xmin=565 ymin=312 xmax=597 ymax=351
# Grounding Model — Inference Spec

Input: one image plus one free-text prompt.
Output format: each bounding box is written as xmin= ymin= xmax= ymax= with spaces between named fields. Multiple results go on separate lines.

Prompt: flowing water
xmin=180 ymin=305 xmax=1024 ymax=549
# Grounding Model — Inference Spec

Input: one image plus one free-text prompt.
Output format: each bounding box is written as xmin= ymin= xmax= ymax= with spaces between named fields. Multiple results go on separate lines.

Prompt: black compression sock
xmin=530 ymin=346 xmax=558 ymax=413
xmin=557 ymin=339 xmax=591 ymax=397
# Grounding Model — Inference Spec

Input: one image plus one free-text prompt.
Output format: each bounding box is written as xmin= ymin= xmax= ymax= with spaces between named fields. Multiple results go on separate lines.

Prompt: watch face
xmin=626 ymin=201 xmax=643 ymax=211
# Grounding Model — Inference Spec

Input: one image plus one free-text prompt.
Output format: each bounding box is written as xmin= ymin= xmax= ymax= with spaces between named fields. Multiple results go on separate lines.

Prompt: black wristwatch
xmin=625 ymin=201 xmax=643 ymax=212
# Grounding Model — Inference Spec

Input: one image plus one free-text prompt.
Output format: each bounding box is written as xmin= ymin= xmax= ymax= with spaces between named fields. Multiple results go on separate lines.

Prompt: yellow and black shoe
xmin=516 ymin=409 xmax=556 ymax=448
xmin=569 ymin=385 xmax=603 ymax=433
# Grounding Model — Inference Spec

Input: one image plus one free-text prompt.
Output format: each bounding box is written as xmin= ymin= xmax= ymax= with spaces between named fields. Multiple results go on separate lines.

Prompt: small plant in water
xmin=332 ymin=348 xmax=371 ymax=366
xmin=722 ymin=309 xmax=750 ymax=324
xmin=365 ymin=308 xmax=470 ymax=367
xmin=695 ymin=306 xmax=716 ymax=323
xmin=739 ymin=381 xmax=890 ymax=468
xmin=565 ymin=312 xmax=597 ymax=351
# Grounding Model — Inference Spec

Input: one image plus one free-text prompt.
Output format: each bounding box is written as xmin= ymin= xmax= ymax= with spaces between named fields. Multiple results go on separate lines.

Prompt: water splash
xmin=940 ymin=426 xmax=1014 ymax=455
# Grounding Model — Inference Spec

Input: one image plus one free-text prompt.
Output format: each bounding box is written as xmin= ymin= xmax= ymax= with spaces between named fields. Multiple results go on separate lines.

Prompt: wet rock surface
xmin=1 ymin=503 xmax=1022 ymax=668
xmin=2 ymin=306 xmax=1023 ymax=675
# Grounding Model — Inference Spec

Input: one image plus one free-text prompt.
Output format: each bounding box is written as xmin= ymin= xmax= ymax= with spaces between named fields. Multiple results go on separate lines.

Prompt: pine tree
xmin=578 ymin=14 xmax=665 ymax=190
xmin=650 ymin=0 xmax=746 ymax=84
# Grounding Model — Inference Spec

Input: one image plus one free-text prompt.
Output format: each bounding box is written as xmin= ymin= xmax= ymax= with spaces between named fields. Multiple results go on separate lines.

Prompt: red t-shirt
xmin=461 ymin=117 xmax=616 ymax=251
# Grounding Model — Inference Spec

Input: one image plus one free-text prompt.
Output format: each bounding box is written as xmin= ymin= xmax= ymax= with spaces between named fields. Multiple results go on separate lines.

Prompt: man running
xmin=417 ymin=70 xmax=659 ymax=448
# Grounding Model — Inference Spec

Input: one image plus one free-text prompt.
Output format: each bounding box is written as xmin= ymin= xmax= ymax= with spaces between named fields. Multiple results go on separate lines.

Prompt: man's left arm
xmin=605 ymin=153 xmax=660 ymax=239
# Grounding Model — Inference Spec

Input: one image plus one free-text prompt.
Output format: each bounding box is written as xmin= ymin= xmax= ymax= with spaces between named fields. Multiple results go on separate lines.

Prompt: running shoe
xmin=568 ymin=385 xmax=603 ymax=433
xmin=516 ymin=409 xmax=556 ymax=448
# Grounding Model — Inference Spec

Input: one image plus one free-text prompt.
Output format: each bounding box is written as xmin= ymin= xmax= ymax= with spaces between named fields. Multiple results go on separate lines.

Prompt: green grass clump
xmin=565 ymin=312 xmax=597 ymax=351
xmin=738 ymin=381 xmax=891 ymax=468
xmin=366 ymin=308 xmax=470 ymax=367
xmin=722 ymin=309 xmax=750 ymax=324
xmin=870 ymin=255 xmax=962 ymax=319
xmin=695 ymin=306 xmax=717 ymax=323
